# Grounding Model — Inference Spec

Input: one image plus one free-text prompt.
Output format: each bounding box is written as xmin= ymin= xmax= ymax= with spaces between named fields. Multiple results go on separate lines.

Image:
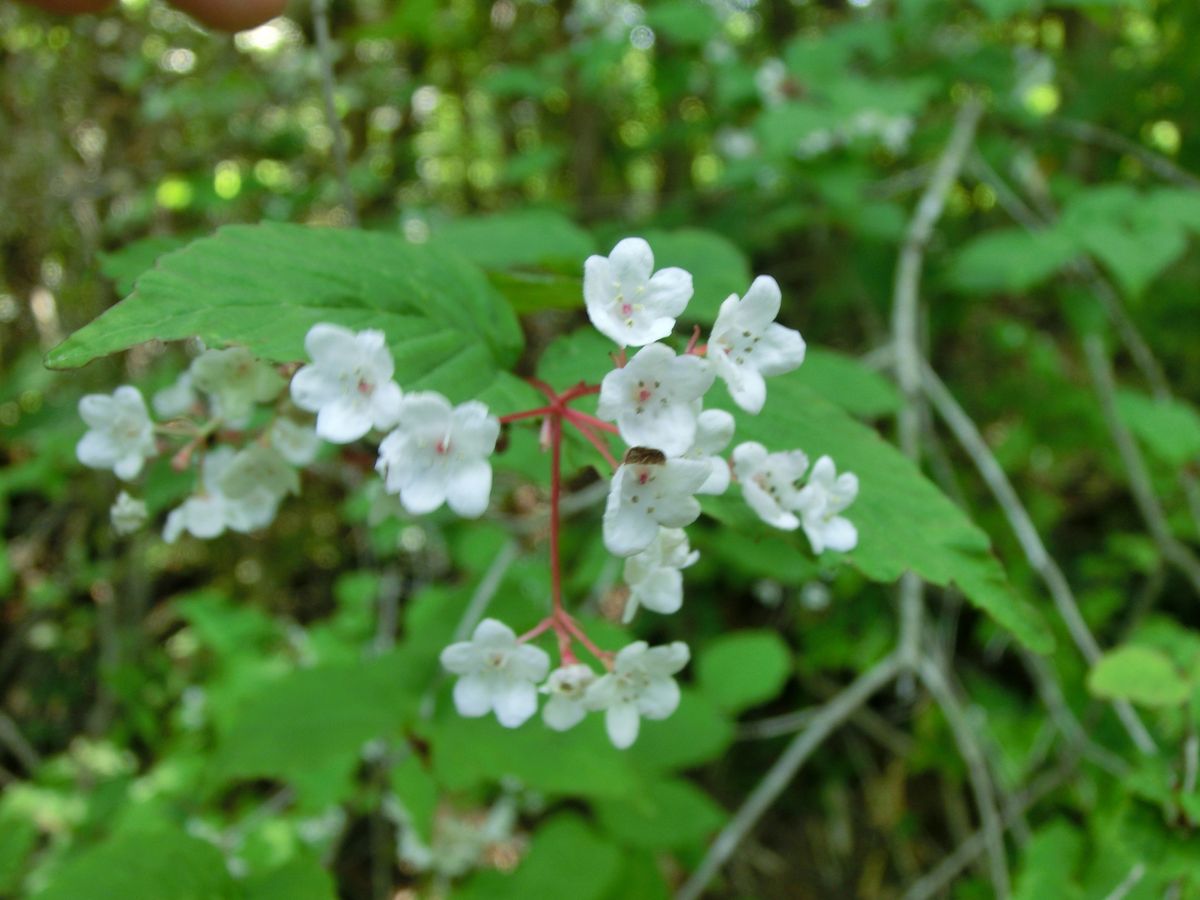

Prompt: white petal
xmin=742 ymin=479 xmax=800 ymax=530
xmin=450 ymin=402 xmax=500 ymax=457
xmin=445 ymin=459 xmax=492 ymax=518
xmin=370 ymin=381 xmax=404 ymax=431
xmin=315 ymin=398 xmax=372 ymax=443
xmin=643 ymin=641 xmax=690 ymax=676
xmin=78 ymin=394 xmax=115 ymax=429
xmin=820 ymin=517 xmax=858 ymax=553
xmin=512 ymin=643 xmax=551 ymax=681
xmin=543 ymin=695 xmax=587 ymax=731
xmin=473 ymin=618 xmax=517 ymax=645
xmin=698 ymin=457 xmax=731 ymax=495
xmin=77 ymin=430 xmax=119 ymax=470
xmin=642 ymin=267 xmax=693 ymax=318
xmin=695 ymin=409 xmax=735 ymax=454
xmin=633 ymin=566 xmax=684 ymax=615
xmin=112 ymin=453 xmax=146 ymax=481
xmin=453 ymin=675 xmax=492 ymax=718
xmin=400 ymin=476 xmax=448 ymax=515
xmin=737 ymin=275 xmax=783 ymax=332
xmin=603 ymin=478 xmax=659 ymax=557
xmin=397 ymin=392 xmax=453 ymax=431
xmin=637 ymin=678 xmax=681 ymax=720
xmin=289 ymin=365 xmax=341 ymax=413
xmin=609 ymin=237 xmax=654 ymax=290
xmin=493 ymin=680 xmax=538 ymax=728
xmin=439 ymin=641 xmax=481 ymax=675
xmin=163 ymin=508 xmax=186 ymax=544
xmin=755 ymin=323 xmax=806 ymax=377
xmin=606 ymin=703 xmax=641 ymax=749
xmin=304 ymin=323 xmax=359 ymax=363
xmin=724 ymin=365 xmax=767 ymax=415
xmin=185 ymin=496 xmax=228 ymax=538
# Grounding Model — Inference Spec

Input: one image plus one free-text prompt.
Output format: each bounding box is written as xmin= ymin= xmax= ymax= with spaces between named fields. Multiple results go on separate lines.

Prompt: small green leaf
xmin=242 ymin=857 xmax=338 ymax=900
xmin=698 ymin=630 xmax=792 ymax=714
xmin=1088 ymin=645 xmax=1190 ymax=707
xmin=1115 ymin=389 xmax=1200 ymax=467
xmin=390 ymin=754 xmax=439 ymax=843
xmin=947 ymin=227 xmax=1078 ymax=294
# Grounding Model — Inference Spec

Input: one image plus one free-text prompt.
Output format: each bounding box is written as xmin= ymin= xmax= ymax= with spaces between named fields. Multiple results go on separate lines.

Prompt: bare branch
xmin=1049 ymin=117 xmax=1200 ymax=189
xmin=1084 ymin=337 xmax=1200 ymax=597
xmin=921 ymin=361 xmax=1157 ymax=754
xmin=312 ymin=0 xmax=359 ymax=226
xmin=676 ymin=655 xmax=902 ymax=900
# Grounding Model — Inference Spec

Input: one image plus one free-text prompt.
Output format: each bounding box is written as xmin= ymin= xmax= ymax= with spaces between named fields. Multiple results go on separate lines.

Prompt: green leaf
xmin=1088 ymin=645 xmax=1190 ymax=707
xmin=594 ymin=779 xmax=726 ymax=850
xmin=0 ymin=806 xmax=37 ymax=893
xmin=645 ymin=0 xmax=718 ymax=45
xmin=698 ymin=630 xmax=793 ymax=714
xmin=640 ymin=229 xmax=753 ymax=324
xmin=431 ymin=714 xmax=639 ymax=798
xmin=719 ymin=372 xmax=1054 ymax=653
xmin=796 ymin=349 xmax=900 ymax=418
xmin=626 ymin=690 xmax=735 ymax=772
xmin=1115 ymin=388 xmax=1200 ymax=467
xmin=457 ymin=815 xmax=622 ymax=900
xmin=430 ymin=210 xmax=593 ymax=272
xmin=48 ymin=224 xmax=523 ymax=403
xmin=34 ymin=823 xmax=236 ymax=900
xmin=390 ymin=754 xmax=439 ymax=843
xmin=215 ymin=650 xmax=426 ymax=782
xmin=97 ymin=234 xmax=189 ymax=295
xmin=242 ymin=857 xmax=338 ymax=900
xmin=1012 ymin=820 xmax=1085 ymax=900
xmin=947 ymin=228 xmax=1078 ymax=294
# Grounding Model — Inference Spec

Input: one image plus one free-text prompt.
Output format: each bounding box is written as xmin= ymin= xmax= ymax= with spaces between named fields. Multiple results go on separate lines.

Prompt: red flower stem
xmin=563 ymin=408 xmax=619 ymax=434
xmin=549 ymin=408 xmax=565 ymax=617
xmin=558 ymin=382 xmax=602 ymax=404
xmin=558 ymin=612 xmax=614 ymax=668
xmin=526 ymin=377 xmax=558 ymax=402
xmin=518 ymin=617 xmax=556 ymax=642
xmin=685 ymin=324 xmax=702 ymax=354
xmin=563 ymin=414 xmax=619 ymax=471
xmin=499 ymin=406 xmax=555 ymax=424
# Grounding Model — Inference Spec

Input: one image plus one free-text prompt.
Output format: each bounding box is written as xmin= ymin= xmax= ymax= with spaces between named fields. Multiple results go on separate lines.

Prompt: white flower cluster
xmin=437 ymin=237 xmax=859 ymax=750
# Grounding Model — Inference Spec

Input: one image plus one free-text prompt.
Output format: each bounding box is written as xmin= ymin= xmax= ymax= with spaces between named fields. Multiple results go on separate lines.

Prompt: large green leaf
xmin=697 ymin=630 xmax=793 ymax=714
xmin=713 ymin=372 xmax=1054 ymax=653
xmin=215 ymin=650 xmax=426 ymax=782
xmin=47 ymin=223 xmax=523 ymax=402
xmin=34 ymin=823 xmax=236 ymax=900
xmin=1115 ymin=388 xmax=1200 ymax=467
xmin=947 ymin=227 xmax=1078 ymax=294
xmin=594 ymin=779 xmax=726 ymax=850
xmin=430 ymin=209 xmax=593 ymax=271
xmin=640 ymin=229 xmax=753 ymax=324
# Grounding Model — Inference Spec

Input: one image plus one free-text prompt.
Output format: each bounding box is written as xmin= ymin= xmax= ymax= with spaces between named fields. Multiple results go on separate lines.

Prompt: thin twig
xmin=676 ymin=655 xmax=902 ymax=900
xmin=916 ymin=655 xmax=1010 ymax=898
xmin=902 ymin=762 xmax=1074 ymax=900
xmin=1102 ymin=862 xmax=1148 ymax=900
xmin=892 ymin=98 xmax=985 ymax=676
xmin=1048 ymin=117 xmax=1200 ymax=189
xmin=0 ymin=712 xmax=41 ymax=773
xmin=921 ymin=361 xmax=1157 ymax=754
xmin=452 ymin=540 xmax=520 ymax=643
xmin=312 ymin=0 xmax=359 ymax=225
xmin=1084 ymin=337 xmax=1200 ymax=597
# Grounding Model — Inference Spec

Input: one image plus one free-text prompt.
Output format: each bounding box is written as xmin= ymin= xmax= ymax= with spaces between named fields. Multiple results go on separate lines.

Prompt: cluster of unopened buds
xmin=76 ymin=237 xmax=859 ymax=749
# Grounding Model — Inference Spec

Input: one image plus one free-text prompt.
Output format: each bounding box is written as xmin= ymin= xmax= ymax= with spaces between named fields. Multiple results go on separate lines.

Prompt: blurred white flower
xmin=623 ymin=527 xmax=699 ymax=622
xmin=796 ymin=455 xmax=859 ymax=553
xmin=541 ymin=664 xmax=596 ymax=731
xmin=189 ymin=346 xmax=285 ymax=427
xmin=77 ymin=385 xmax=157 ymax=480
xmin=732 ymin=441 xmax=809 ymax=530
xmin=109 ymin=491 xmax=148 ymax=535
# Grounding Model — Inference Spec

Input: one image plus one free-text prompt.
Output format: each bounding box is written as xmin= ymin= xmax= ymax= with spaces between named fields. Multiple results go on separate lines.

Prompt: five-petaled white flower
xmin=682 ymin=408 xmax=735 ymax=494
xmin=708 ymin=275 xmax=806 ymax=414
xmin=376 ymin=393 xmax=500 ymax=518
xmin=622 ymin=528 xmax=700 ymax=622
xmin=163 ymin=445 xmax=297 ymax=543
xmin=796 ymin=455 xmax=859 ymax=554
xmin=290 ymin=324 xmax=404 ymax=443
xmin=584 ymin=238 xmax=693 ymax=347
xmin=440 ymin=618 xmax=551 ymax=728
xmin=541 ymin=664 xmax=596 ymax=731
xmin=76 ymin=386 xmax=157 ymax=481
xmin=596 ymin=343 xmax=714 ymax=456
xmin=584 ymin=640 xmax=690 ymax=749
xmin=110 ymin=491 xmax=148 ymax=535
xmin=603 ymin=453 xmax=710 ymax=557
xmin=190 ymin=347 xmax=285 ymax=427
xmin=732 ymin=441 xmax=809 ymax=530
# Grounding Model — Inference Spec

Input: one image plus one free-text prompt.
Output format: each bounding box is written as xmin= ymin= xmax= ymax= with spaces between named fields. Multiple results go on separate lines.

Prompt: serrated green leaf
xmin=48 ymin=224 xmax=523 ymax=403
xmin=1088 ymin=645 xmax=1190 ymax=707
xmin=97 ymin=234 xmax=189 ymax=295
xmin=430 ymin=209 xmax=593 ymax=272
xmin=698 ymin=630 xmax=793 ymax=713
xmin=718 ymin=372 xmax=1054 ymax=653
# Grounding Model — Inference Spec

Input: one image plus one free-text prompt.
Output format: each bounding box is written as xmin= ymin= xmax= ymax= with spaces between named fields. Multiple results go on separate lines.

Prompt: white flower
xmin=596 ymin=343 xmax=714 ymax=456
xmin=622 ymin=528 xmax=699 ymax=622
xmin=732 ymin=441 xmax=809 ymax=530
xmin=541 ymin=664 xmax=596 ymax=731
xmin=584 ymin=641 xmax=690 ymax=749
xmin=439 ymin=618 xmax=550 ymax=728
xmin=603 ymin=454 xmax=710 ymax=557
xmin=269 ymin=417 xmax=321 ymax=466
xmin=376 ymin=393 xmax=500 ymax=518
xmin=708 ymin=276 xmax=806 ymax=414
xmin=109 ymin=491 xmax=148 ymax=535
xmin=583 ymin=238 xmax=693 ymax=347
xmin=683 ymin=409 xmax=735 ymax=494
xmin=162 ymin=445 xmax=296 ymax=543
xmin=796 ymin=455 xmax=859 ymax=554
xmin=189 ymin=347 xmax=285 ymax=427
xmin=151 ymin=373 xmax=197 ymax=419
xmin=290 ymin=324 xmax=404 ymax=443
xmin=77 ymin=386 xmax=157 ymax=480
